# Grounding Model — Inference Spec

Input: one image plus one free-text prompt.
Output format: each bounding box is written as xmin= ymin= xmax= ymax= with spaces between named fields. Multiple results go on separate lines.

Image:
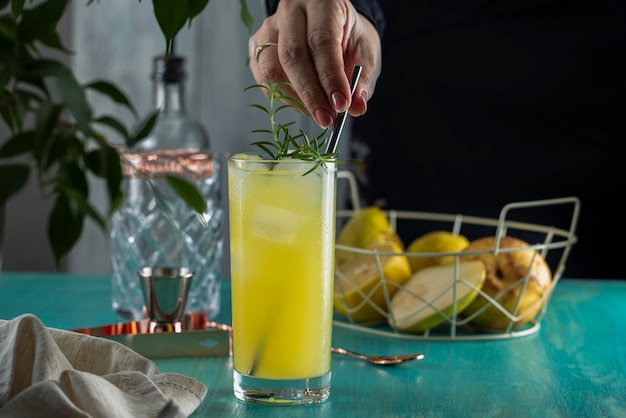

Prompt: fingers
xmin=249 ymin=0 xmax=382 ymax=128
xmin=249 ymin=25 xmax=284 ymax=88
xmin=346 ymin=16 xmax=383 ymax=118
xmin=280 ymin=2 xmax=344 ymax=128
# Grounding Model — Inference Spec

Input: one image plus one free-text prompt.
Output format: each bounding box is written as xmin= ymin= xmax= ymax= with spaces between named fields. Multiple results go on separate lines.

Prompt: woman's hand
xmin=249 ymin=0 xmax=382 ymax=128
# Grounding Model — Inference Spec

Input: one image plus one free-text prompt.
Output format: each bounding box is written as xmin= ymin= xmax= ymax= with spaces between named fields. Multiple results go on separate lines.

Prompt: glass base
xmin=233 ymin=370 xmax=331 ymax=405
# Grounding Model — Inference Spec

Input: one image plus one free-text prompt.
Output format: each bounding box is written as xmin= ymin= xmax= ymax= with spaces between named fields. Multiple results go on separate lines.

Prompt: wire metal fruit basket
xmin=333 ymin=171 xmax=579 ymax=341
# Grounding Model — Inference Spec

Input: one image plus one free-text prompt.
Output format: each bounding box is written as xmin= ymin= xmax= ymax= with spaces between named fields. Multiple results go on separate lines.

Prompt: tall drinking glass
xmin=227 ymin=153 xmax=337 ymax=404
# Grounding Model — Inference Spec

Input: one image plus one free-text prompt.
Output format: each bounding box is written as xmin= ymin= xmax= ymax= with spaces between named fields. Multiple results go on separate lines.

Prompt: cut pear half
xmin=334 ymin=239 xmax=411 ymax=323
xmin=389 ymin=260 xmax=486 ymax=332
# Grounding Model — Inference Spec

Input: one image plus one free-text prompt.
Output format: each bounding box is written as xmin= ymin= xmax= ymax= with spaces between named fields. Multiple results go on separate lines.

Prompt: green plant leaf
xmin=247 ymin=103 xmax=270 ymax=115
xmin=22 ymin=59 xmax=70 ymax=96
xmin=86 ymin=80 xmax=138 ymax=118
xmin=47 ymin=162 xmax=110 ymax=264
xmin=21 ymin=80 xmax=50 ymax=103
xmin=0 ymin=164 xmax=29 ymax=205
xmin=152 ymin=0 xmax=189 ymax=54
xmin=0 ymin=15 xmax=17 ymax=41
xmin=129 ymin=109 xmax=159 ymax=148
xmin=54 ymin=65 xmax=93 ymax=135
xmin=0 ymin=87 xmax=43 ymax=135
xmin=0 ymin=97 xmax=20 ymax=134
xmin=11 ymin=0 xmax=25 ymax=18
xmin=43 ymin=128 xmax=82 ymax=171
xmin=56 ymin=162 xmax=89 ymax=195
xmin=85 ymin=145 xmax=122 ymax=206
xmin=16 ymin=87 xmax=45 ymax=106
xmin=48 ymin=192 xmax=83 ymax=268
xmin=17 ymin=0 xmax=68 ymax=44
xmin=37 ymin=28 xmax=71 ymax=53
xmin=0 ymin=131 xmax=35 ymax=158
xmin=24 ymin=59 xmax=92 ymax=134
xmin=60 ymin=185 xmax=106 ymax=230
xmin=32 ymin=101 xmax=63 ymax=169
xmin=165 ymin=174 xmax=206 ymax=214
xmin=0 ymin=1 xmax=10 ymax=13
xmin=189 ymin=0 xmax=209 ymax=21
xmin=94 ymin=115 xmax=131 ymax=142
xmin=239 ymin=0 xmax=253 ymax=33
xmin=109 ymin=188 xmax=124 ymax=217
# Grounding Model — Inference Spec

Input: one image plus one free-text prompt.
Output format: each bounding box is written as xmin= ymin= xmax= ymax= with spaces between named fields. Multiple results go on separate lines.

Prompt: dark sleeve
xmin=265 ymin=0 xmax=385 ymax=38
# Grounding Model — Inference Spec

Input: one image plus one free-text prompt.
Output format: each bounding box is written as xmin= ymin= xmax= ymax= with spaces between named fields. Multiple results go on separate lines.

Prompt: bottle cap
xmin=152 ymin=55 xmax=186 ymax=83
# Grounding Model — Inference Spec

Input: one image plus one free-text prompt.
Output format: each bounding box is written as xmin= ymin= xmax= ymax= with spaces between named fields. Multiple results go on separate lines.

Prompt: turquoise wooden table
xmin=1 ymin=272 xmax=624 ymax=417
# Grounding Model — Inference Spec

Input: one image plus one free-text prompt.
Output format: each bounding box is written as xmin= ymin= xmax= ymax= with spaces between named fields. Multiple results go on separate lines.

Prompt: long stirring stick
xmin=325 ymin=65 xmax=363 ymax=154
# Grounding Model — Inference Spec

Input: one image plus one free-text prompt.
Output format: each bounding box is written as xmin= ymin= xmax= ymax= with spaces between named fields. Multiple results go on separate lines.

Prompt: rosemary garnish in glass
xmin=244 ymin=82 xmax=341 ymax=173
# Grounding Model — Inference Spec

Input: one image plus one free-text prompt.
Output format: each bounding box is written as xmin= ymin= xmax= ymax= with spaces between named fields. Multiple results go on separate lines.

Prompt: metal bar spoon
xmin=325 ymin=65 xmax=363 ymax=154
xmin=244 ymin=65 xmax=363 ymax=377
xmin=207 ymin=321 xmax=424 ymax=366
xmin=326 ymin=66 xmax=425 ymax=366
xmin=332 ymin=346 xmax=424 ymax=365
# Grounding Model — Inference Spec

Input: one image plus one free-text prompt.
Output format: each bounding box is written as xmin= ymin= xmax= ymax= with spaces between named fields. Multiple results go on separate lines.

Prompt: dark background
xmin=351 ymin=0 xmax=626 ymax=278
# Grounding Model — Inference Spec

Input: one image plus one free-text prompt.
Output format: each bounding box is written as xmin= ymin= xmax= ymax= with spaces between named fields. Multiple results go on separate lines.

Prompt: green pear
xmin=388 ymin=260 xmax=486 ymax=332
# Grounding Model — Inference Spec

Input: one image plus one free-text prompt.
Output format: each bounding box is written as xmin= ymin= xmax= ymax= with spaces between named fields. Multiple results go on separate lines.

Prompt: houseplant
xmin=0 ymin=0 xmax=252 ymax=267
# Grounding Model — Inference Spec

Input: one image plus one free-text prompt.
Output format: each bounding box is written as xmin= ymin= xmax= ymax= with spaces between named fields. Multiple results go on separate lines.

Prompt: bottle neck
xmin=153 ymin=80 xmax=186 ymax=116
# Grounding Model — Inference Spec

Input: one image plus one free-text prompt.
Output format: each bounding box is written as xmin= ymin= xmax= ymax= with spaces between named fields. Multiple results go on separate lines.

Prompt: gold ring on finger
xmin=255 ymin=42 xmax=278 ymax=62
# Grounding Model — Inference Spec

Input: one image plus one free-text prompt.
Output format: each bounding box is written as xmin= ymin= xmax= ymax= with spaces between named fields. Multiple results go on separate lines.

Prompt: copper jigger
xmin=138 ymin=266 xmax=194 ymax=333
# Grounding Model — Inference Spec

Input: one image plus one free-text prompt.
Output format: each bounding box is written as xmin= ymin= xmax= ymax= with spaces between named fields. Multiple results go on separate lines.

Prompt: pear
xmin=459 ymin=236 xmax=552 ymax=330
xmin=389 ymin=260 xmax=486 ymax=332
xmin=334 ymin=238 xmax=411 ymax=323
xmin=336 ymin=206 xmax=393 ymax=264
xmin=406 ymin=230 xmax=469 ymax=273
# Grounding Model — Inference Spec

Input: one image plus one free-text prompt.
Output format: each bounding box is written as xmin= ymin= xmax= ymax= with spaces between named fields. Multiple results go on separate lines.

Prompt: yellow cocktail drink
xmin=228 ymin=153 xmax=336 ymax=404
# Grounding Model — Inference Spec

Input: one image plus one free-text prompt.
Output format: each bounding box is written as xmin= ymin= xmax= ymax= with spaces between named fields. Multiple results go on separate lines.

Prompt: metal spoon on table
xmin=332 ymin=346 xmax=424 ymax=365
xmin=206 ymin=321 xmax=424 ymax=367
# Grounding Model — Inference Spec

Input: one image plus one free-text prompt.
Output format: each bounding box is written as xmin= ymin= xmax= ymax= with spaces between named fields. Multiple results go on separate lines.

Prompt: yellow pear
xmin=336 ymin=206 xmax=392 ymax=264
xmin=406 ymin=230 xmax=469 ymax=273
xmin=334 ymin=238 xmax=411 ymax=323
xmin=459 ymin=236 xmax=552 ymax=330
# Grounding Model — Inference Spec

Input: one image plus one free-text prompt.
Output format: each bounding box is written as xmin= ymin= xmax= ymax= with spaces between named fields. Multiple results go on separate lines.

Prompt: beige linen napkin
xmin=0 ymin=314 xmax=207 ymax=418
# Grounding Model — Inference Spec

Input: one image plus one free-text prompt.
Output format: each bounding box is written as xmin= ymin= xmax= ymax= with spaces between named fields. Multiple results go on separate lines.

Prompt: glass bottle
xmin=110 ymin=55 xmax=224 ymax=321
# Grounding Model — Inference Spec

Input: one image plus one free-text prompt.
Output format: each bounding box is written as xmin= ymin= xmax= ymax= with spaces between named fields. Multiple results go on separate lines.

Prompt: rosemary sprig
xmin=244 ymin=82 xmax=341 ymax=173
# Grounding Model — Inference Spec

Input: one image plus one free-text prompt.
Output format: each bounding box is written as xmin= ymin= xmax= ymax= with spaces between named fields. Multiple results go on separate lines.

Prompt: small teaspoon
xmin=332 ymin=346 xmax=425 ymax=365
xmin=206 ymin=321 xmax=425 ymax=367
